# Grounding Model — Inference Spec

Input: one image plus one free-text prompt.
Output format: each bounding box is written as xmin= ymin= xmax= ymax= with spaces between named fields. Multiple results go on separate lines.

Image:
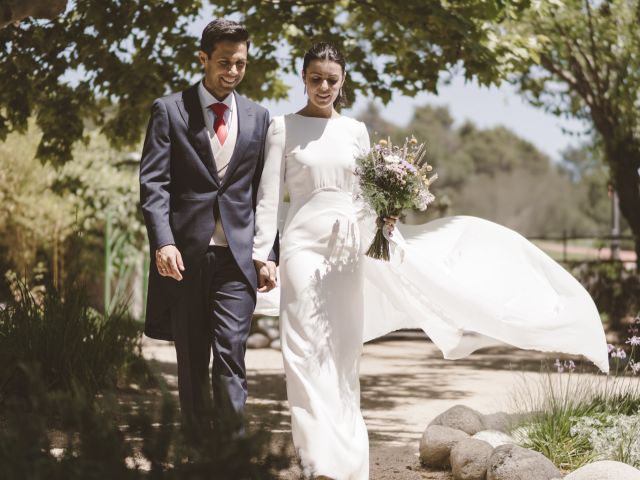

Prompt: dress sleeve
xmin=253 ymin=116 xmax=285 ymax=263
xmin=356 ymin=121 xmax=370 ymax=154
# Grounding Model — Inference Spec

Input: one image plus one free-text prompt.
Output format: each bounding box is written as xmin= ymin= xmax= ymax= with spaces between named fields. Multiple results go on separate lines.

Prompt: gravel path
xmin=142 ymin=332 xmax=586 ymax=479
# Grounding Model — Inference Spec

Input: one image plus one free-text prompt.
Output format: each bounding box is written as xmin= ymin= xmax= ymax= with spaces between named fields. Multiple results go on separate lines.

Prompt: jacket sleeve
xmin=139 ymin=99 xmax=175 ymax=251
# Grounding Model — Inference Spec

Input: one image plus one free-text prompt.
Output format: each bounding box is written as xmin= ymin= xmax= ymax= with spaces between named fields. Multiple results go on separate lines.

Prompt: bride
xmin=252 ymin=42 xmax=609 ymax=480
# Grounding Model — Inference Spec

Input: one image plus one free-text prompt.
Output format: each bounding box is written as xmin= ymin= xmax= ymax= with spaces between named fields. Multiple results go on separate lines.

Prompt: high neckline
xmin=292 ymin=113 xmax=343 ymax=120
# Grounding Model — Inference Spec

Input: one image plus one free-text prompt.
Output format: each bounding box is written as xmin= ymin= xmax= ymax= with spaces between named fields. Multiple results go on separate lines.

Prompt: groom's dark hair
xmin=200 ymin=19 xmax=250 ymax=56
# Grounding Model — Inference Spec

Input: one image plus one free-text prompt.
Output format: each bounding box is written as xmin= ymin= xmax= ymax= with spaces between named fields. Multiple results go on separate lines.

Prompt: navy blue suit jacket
xmin=140 ymin=83 xmax=275 ymax=341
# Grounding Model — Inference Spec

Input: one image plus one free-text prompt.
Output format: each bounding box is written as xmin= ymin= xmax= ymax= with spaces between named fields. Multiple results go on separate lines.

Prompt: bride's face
xmin=302 ymin=60 xmax=344 ymax=110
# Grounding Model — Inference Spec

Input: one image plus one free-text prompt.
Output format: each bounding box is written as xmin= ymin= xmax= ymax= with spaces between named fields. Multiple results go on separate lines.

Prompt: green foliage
xmin=572 ymin=262 xmax=640 ymax=337
xmin=559 ymin=144 xmax=612 ymax=229
xmin=512 ymin=369 xmax=640 ymax=471
xmin=0 ymin=371 xmax=290 ymax=480
xmin=0 ymin=0 xmax=202 ymax=164
xmin=510 ymin=0 xmax=640 ymax=265
xmin=0 ymin=122 xmax=143 ymax=299
xmin=0 ymin=121 xmax=72 ymax=282
xmin=0 ymin=278 xmax=143 ymax=399
xmin=213 ymin=0 xmax=535 ymax=102
xmin=362 ymin=103 xmax=610 ymax=236
xmin=0 ymin=0 xmax=535 ymax=164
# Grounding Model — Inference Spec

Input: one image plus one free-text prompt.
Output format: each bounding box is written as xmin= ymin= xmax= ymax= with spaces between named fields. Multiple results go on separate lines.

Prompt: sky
xmin=260 ymin=71 xmax=590 ymax=162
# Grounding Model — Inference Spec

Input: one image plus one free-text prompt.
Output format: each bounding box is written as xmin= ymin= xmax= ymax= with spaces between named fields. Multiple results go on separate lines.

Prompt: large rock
xmin=429 ymin=405 xmax=485 ymax=435
xmin=472 ymin=430 xmax=516 ymax=448
xmin=420 ymin=425 xmax=469 ymax=468
xmin=481 ymin=412 xmax=511 ymax=432
xmin=487 ymin=444 xmax=562 ymax=480
xmin=564 ymin=460 xmax=640 ymax=480
xmin=450 ymin=437 xmax=494 ymax=480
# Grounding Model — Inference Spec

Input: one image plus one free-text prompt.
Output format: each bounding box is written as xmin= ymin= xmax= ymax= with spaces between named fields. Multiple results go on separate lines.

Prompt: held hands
xmin=156 ymin=245 xmax=185 ymax=281
xmin=254 ymin=260 xmax=277 ymax=293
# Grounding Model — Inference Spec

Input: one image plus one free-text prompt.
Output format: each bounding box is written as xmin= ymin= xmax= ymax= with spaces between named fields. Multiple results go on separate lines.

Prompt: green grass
xmin=0 ymin=279 xmax=146 ymax=399
xmin=511 ymin=369 xmax=640 ymax=472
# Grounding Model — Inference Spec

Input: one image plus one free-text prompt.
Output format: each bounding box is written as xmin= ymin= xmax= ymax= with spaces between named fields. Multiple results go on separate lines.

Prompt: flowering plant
xmin=355 ymin=135 xmax=437 ymax=261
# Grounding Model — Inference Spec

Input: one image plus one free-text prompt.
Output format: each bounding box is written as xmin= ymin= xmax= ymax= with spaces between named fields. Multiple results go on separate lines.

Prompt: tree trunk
xmin=608 ymin=141 xmax=640 ymax=271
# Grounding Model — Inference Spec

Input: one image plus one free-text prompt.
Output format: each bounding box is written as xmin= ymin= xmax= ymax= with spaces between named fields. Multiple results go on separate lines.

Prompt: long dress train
xmin=252 ymin=114 xmax=609 ymax=480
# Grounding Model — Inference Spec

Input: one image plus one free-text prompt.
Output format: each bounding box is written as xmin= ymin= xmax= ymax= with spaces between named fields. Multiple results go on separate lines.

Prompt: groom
xmin=140 ymin=19 xmax=277 ymax=425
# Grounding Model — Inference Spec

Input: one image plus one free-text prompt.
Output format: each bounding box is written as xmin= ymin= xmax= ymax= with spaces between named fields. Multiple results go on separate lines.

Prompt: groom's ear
xmin=198 ymin=51 xmax=208 ymax=66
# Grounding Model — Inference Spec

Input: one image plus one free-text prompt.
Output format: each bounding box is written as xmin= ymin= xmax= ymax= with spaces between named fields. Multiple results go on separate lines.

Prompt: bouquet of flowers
xmin=355 ymin=136 xmax=436 ymax=261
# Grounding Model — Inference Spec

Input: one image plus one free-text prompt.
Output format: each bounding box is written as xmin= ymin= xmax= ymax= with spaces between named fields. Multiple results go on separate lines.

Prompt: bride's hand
xmin=383 ymin=216 xmax=399 ymax=237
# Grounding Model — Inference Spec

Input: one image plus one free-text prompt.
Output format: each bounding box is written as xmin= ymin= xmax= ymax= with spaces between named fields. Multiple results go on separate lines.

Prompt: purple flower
xmin=400 ymin=160 xmax=417 ymax=174
xmin=611 ymin=348 xmax=627 ymax=359
xmin=630 ymin=360 xmax=640 ymax=375
xmin=554 ymin=358 xmax=576 ymax=373
xmin=554 ymin=358 xmax=564 ymax=373
xmin=413 ymin=188 xmax=435 ymax=211
xmin=626 ymin=336 xmax=640 ymax=347
xmin=608 ymin=343 xmax=615 ymax=354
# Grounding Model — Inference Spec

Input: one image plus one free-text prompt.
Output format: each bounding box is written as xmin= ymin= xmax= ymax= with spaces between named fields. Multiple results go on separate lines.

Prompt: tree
xmin=0 ymin=0 xmax=66 ymax=29
xmin=0 ymin=121 xmax=143 ymax=297
xmin=0 ymin=0 xmax=534 ymax=164
xmin=1 ymin=0 xmax=206 ymax=164
xmin=360 ymin=102 xmax=609 ymax=236
xmin=511 ymin=0 xmax=640 ymax=268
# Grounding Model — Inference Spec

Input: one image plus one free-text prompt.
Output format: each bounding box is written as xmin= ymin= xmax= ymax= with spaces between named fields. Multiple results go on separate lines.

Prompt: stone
xmin=256 ymin=316 xmax=279 ymax=331
xmin=481 ymin=412 xmax=511 ymax=432
xmin=450 ymin=437 xmax=494 ymax=480
xmin=564 ymin=460 xmax=640 ymax=480
xmin=264 ymin=327 xmax=280 ymax=340
xmin=246 ymin=332 xmax=270 ymax=349
xmin=472 ymin=430 xmax=516 ymax=448
xmin=487 ymin=444 xmax=562 ymax=480
xmin=419 ymin=425 xmax=469 ymax=468
xmin=270 ymin=339 xmax=281 ymax=350
xmin=429 ymin=405 xmax=486 ymax=435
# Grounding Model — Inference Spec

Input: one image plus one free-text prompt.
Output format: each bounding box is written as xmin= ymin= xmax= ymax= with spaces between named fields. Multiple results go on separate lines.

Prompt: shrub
xmin=511 ymin=364 xmax=640 ymax=471
xmin=0 ymin=279 xmax=144 ymax=399
xmin=0 ymin=369 xmax=290 ymax=480
xmin=572 ymin=262 xmax=640 ymax=337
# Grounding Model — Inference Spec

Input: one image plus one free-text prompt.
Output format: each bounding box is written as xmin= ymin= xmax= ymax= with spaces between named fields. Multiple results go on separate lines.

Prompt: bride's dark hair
xmin=302 ymin=42 xmax=347 ymax=108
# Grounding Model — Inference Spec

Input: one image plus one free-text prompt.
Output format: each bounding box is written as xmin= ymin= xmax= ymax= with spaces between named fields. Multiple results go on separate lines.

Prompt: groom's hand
xmin=156 ymin=245 xmax=185 ymax=281
xmin=254 ymin=260 xmax=277 ymax=292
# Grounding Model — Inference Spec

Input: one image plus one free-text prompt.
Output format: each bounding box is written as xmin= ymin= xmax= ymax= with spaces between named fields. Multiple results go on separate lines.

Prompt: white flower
xmin=384 ymin=154 xmax=402 ymax=164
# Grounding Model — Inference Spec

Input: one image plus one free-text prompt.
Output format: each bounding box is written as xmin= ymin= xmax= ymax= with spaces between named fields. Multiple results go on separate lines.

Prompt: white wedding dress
xmin=252 ymin=114 xmax=609 ymax=480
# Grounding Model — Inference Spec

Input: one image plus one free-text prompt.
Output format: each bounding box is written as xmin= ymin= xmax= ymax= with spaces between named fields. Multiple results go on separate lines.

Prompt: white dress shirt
xmin=197 ymin=80 xmax=238 ymax=246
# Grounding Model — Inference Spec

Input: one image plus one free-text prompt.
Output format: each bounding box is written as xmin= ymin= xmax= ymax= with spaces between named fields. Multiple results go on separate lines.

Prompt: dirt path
xmin=142 ymin=333 xmax=590 ymax=479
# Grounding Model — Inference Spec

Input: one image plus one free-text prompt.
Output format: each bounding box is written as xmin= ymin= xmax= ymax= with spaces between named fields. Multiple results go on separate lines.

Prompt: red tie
xmin=209 ymin=103 xmax=228 ymax=145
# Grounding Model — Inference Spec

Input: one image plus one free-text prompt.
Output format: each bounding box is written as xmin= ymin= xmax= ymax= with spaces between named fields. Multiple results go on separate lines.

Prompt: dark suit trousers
xmin=171 ymin=246 xmax=255 ymax=425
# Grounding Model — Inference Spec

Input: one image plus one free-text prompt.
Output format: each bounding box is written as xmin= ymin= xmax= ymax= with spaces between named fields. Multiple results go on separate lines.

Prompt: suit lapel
xmin=176 ymin=84 xmax=221 ymax=186
xmin=221 ymin=92 xmax=255 ymax=186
